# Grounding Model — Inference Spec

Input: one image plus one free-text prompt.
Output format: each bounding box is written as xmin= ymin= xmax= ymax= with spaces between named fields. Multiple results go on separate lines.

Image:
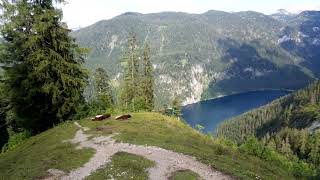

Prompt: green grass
xmin=169 ymin=170 xmax=199 ymax=180
xmin=0 ymin=112 xmax=297 ymax=180
xmin=86 ymin=152 xmax=155 ymax=180
xmin=0 ymin=122 xmax=95 ymax=180
xmin=80 ymin=112 xmax=295 ymax=180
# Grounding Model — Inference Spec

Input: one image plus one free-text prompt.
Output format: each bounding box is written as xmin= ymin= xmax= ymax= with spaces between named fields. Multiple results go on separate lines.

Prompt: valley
xmin=0 ymin=0 xmax=319 ymax=179
xmin=72 ymin=10 xmax=320 ymax=106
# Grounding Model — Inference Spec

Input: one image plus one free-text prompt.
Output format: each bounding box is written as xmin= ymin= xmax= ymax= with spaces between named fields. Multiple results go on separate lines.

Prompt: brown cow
xmin=115 ymin=114 xmax=131 ymax=120
xmin=91 ymin=114 xmax=111 ymax=121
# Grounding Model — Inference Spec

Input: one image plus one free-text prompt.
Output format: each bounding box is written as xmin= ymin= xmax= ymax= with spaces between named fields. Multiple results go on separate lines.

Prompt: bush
xmin=239 ymin=136 xmax=264 ymax=157
xmin=239 ymin=136 xmax=316 ymax=178
xmin=214 ymin=137 xmax=237 ymax=150
xmin=2 ymin=130 xmax=32 ymax=153
xmin=73 ymin=100 xmax=113 ymax=120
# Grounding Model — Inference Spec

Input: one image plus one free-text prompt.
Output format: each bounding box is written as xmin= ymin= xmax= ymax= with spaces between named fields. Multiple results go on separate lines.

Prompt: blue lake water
xmin=182 ymin=90 xmax=291 ymax=133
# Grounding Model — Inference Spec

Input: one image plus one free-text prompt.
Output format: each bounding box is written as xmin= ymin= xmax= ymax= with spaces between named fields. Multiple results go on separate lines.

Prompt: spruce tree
xmin=172 ymin=96 xmax=182 ymax=117
xmin=119 ymin=32 xmax=141 ymax=111
xmin=0 ymin=81 xmax=9 ymax=149
xmin=0 ymin=0 xmax=88 ymax=132
xmin=142 ymin=43 xmax=154 ymax=111
xmin=94 ymin=68 xmax=113 ymax=109
xmin=309 ymin=132 xmax=320 ymax=165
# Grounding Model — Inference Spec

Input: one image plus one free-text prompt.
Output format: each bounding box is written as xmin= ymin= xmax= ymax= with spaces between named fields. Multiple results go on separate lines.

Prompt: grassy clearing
xmin=0 ymin=112 xmax=297 ymax=179
xmin=86 ymin=152 xmax=155 ymax=180
xmin=80 ymin=112 xmax=295 ymax=180
xmin=0 ymin=122 xmax=94 ymax=180
xmin=170 ymin=169 xmax=199 ymax=180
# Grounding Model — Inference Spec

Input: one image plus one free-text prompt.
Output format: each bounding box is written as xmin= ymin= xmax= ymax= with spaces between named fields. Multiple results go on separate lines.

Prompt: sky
xmin=60 ymin=0 xmax=320 ymax=29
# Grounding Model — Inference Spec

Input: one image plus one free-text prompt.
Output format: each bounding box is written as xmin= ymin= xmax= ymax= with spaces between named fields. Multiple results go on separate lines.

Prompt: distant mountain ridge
xmin=72 ymin=10 xmax=320 ymax=106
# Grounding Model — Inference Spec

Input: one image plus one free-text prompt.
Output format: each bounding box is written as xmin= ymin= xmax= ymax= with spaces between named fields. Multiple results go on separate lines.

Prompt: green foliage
xmin=0 ymin=122 xmax=8 ymax=151
xmin=0 ymin=0 xmax=88 ymax=132
xmin=240 ymin=136 xmax=316 ymax=178
xmin=141 ymin=43 xmax=155 ymax=111
xmin=86 ymin=152 xmax=155 ymax=180
xmin=291 ymin=104 xmax=320 ymax=128
xmin=119 ymin=32 xmax=140 ymax=111
xmin=170 ymin=170 xmax=199 ymax=180
xmin=72 ymin=100 xmax=113 ymax=120
xmin=0 ymin=122 xmax=94 ymax=179
xmin=94 ymin=68 xmax=113 ymax=108
xmin=160 ymin=96 xmax=182 ymax=117
xmin=239 ymin=137 xmax=265 ymax=157
xmin=1 ymin=130 xmax=31 ymax=153
xmin=119 ymin=33 xmax=154 ymax=111
xmin=0 ymin=82 xmax=9 ymax=150
xmin=171 ymin=96 xmax=182 ymax=117
xmin=217 ymin=81 xmax=320 ymax=178
xmin=214 ymin=137 xmax=237 ymax=150
xmin=216 ymin=81 xmax=320 ymax=143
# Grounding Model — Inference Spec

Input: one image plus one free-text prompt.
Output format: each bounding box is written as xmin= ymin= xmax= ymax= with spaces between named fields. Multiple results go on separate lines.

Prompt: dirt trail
xmin=60 ymin=122 xmax=231 ymax=180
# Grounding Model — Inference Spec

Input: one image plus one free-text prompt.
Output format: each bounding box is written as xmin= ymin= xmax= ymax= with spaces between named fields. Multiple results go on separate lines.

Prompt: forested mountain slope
xmin=72 ymin=10 xmax=320 ymax=106
xmin=216 ymin=81 xmax=320 ymax=176
xmin=216 ymin=81 xmax=320 ymax=142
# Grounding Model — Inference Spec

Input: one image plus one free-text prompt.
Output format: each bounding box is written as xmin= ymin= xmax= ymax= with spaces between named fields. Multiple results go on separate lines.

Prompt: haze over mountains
xmin=72 ymin=10 xmax=320 ymax=106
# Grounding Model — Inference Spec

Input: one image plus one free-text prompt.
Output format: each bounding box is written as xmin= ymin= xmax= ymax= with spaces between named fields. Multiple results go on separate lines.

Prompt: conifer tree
xmin=0 ymin=81 xmax=9 ymax=149
xmin=309 ymin=132 xmax=320 ymax=165
xmin=172 ymin=96 xmax=182 ymax=117
xmin=299 ymin=129 xmax=309 ymax=157
xmin=280 ymin=137 xmax=293 ymax=157
xmin=0 ymin=0 xmax=88 ymax=132
xmin=142 ymin=43 xmax=154 ymax=110
xmin=119 ymin=32 xmax=141 ymax=111
xmin=94 ymin=68 xmax=113 ymax=108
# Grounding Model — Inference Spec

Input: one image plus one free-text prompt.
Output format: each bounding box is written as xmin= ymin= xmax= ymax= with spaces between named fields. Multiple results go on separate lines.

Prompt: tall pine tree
xmin=119 ymin=32 xmax=140 ymax=111
xmin=142 ymin=43 xmax=154 ymax=110
xmin=119 ymin=33 xmax=155 ymax=111
xmin=94 ymin=68 xmax=113 ymax=109
xmin=0 ymin=0 xmax=88 ymax=132
xmin=0 ymin=81 xmax=9 ymax=149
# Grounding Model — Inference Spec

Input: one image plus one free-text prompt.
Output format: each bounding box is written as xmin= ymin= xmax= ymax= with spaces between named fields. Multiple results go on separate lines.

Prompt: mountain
xmin=271 ymin=9 xmax=295 ymax=22
xmin=279 ymin=11 xmax=320 ymax=77
xmin=72 ymin=10 xmax=320 ymax=106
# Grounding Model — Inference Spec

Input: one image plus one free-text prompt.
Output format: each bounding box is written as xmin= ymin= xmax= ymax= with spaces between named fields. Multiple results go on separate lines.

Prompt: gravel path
xmin=60 ymin=122 xmax=231 ymax=180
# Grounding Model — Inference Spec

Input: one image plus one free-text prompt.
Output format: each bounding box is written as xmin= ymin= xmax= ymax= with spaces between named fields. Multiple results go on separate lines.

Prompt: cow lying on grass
xmin=115 ymin=114 xmax=131 ymax=120
xmin=91 ymin=114 xmax=111 ymax=121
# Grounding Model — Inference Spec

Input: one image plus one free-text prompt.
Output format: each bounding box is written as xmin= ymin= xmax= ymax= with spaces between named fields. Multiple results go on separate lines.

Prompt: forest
xmin=216 ymin=81 xmax=320 ymax=177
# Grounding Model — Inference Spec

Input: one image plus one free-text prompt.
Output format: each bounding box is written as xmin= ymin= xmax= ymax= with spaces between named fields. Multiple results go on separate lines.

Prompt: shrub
xmin=2 ymin=130 xmax=32 ymax=153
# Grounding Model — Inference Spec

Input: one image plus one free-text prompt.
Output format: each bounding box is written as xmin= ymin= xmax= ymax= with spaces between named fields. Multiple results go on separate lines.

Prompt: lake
xmin=181 ymin=90 xmax=291 ymax=133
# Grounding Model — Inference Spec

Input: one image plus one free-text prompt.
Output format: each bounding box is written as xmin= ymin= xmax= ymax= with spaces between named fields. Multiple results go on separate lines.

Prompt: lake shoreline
xmin=183 ymin=88 xmax=295 ymax=107
xmin=181 ymin=89 xmax=292 ymax=133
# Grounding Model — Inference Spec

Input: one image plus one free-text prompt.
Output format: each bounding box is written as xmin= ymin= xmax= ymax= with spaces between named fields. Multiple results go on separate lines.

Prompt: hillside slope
xmin=216 ymin=81 xmax=320 ymax=143
xmin=72 ymin=11 xmax=320 ymax=106
xmin=216 ymin=81 xmax=320 ymax=177
xmin=0 ymin=113 xmax=297 ymax=179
